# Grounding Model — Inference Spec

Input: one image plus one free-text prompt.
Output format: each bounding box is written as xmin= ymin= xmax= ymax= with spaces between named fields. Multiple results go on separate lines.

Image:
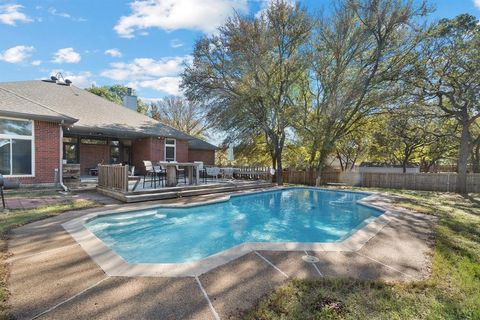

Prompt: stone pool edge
xmin=62 ymin=186 xmax=398 ymax=277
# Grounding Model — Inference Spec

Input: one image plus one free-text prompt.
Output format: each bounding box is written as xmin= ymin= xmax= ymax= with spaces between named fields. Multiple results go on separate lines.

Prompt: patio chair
xmin=155 ymin=163 xmax=167 ymax=187
xmin=205 ymin=167 xmax=220 ymax=183
xmin=194 ymin=161 xmax=206 ymax=184
xmin=222 ymin=167 xmax=235 ymax=180
xmin=171 ymin=161 xmax=186 ymax=184
xmin=143 ymin=160 xmax=157 ymax=188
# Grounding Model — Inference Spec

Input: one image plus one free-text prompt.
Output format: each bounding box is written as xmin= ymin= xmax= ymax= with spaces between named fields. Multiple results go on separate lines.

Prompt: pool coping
xmin=62 ymin=186 xmax=400 ymax=277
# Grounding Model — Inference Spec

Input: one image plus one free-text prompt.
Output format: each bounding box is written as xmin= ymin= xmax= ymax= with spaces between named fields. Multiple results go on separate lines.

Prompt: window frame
xmin=164 ymin=138 xmax=176 ymax=162
xmin=0 ymin=117 xmax=35 ymax=177
xmin=63 ymin=136 xmax=79 ymax=164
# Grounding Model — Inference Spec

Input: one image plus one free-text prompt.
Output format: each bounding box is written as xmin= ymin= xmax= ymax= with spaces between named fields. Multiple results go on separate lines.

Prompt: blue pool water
xmin=85 ymin=188 xmax=382 ymax=263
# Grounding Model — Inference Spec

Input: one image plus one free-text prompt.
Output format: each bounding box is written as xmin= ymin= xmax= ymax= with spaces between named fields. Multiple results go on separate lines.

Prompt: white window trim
xmin=0 ymin=117 xmax=35 ymax=177
xmin=164 ymin=138 xmax=176 ymax=162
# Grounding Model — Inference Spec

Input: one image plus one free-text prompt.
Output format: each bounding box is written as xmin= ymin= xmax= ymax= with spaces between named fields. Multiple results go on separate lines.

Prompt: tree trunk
xmin=276 ymin=151 xmax=283 ymax=186
xmin=456 ymin=122 xmax=470 ymax=194
xmin=315 ymin=152 xmax=328 ymax=186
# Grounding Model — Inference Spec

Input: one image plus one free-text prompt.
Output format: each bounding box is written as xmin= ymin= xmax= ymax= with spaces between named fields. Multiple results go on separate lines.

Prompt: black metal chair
xmin=155 ymin=164 xmax=167 ymax=188
xmin=171 ymin=162 xmax=186 ymax=184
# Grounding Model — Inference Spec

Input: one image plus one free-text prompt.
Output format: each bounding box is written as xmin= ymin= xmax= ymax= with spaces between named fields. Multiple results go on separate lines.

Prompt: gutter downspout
xmin=58 ymin=122 xmax=68 ymax=192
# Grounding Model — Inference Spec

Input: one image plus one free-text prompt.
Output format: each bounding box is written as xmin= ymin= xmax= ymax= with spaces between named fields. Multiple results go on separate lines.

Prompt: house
xmin=0 ymin=80 xmax=216 ymax=186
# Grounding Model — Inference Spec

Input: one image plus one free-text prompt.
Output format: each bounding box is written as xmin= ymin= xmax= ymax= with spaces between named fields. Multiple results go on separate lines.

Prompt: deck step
xmin=116 ymin=182 xmax=273 ymax=203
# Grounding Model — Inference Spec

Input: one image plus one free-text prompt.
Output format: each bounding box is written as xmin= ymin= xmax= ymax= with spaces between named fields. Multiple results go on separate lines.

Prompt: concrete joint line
xmin=195 ymin=276 xmax=220 ymax=320
xmin=354 ymin=251 xmax=414 ymax=279
xmin=7 ymin=243 xmax=80 ymax=263
xmin=304 ymin=250 xmax=323 ymax=277
xmin=254 ymin=251 xmax=289 ymax=278
xmin=30 ymin=276 xmax=109 ymax=320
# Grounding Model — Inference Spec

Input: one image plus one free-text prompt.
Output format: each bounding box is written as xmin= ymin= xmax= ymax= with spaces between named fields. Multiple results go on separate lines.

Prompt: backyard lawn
xmin=0 ymin=194 xmax=99 ymax=319
xmin=245 ymin=190 xmax=480 ymax=320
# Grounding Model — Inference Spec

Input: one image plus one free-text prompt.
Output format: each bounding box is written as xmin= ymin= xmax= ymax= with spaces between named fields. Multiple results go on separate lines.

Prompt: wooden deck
xmin=97 ymin=180 xmax=273 ymax=203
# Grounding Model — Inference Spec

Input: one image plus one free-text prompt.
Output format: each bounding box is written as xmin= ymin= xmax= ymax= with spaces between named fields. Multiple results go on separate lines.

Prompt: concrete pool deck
xmin=6 ymin=188 xmax=437 ymax=319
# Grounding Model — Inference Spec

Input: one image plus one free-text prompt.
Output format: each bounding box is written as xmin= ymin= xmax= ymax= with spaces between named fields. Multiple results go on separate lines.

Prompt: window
xmin=63 ymin=137 xmax=78 ymax=164
xmin=110 ymin=140 xmax=120 ymax=164
xmin=0 ymin=118 xmax=33 ymax=176
xmin=165 ymin=138 xmax=176 ymax=162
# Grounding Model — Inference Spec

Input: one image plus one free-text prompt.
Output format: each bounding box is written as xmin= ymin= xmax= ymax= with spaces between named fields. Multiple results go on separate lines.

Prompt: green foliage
xmin=86 ymin=86 xmax=122 ymax=105
xmin=86 ymin=85 xmax=148 ymax=115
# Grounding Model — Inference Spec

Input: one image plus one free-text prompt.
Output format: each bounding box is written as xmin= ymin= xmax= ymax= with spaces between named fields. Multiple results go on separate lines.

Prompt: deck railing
xmin=207 ymin=165 xmax=272 ymax=181
xmin=98 ymin=165 xmax=129 ymax=192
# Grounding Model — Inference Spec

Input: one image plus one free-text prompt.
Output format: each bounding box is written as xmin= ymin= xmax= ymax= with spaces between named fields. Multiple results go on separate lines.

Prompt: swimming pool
xmin=85 ymin=188 xmax=383 ymax=264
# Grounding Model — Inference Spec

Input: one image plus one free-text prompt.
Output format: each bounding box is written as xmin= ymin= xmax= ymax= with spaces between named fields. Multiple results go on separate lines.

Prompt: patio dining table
xmin=159 ymin=162 xmax=200 ymax=187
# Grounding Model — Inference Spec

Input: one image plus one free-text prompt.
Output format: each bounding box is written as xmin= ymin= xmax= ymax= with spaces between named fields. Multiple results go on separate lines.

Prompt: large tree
xmin=415 ymin=14 xmax=480 ymax=193
xmin=298 ymin=0 xmax=427 ymax=185
xmin=182 ymin=0 xmax=311 ymax=185
xmin=149 ymin=96 xmax=210 ymax=139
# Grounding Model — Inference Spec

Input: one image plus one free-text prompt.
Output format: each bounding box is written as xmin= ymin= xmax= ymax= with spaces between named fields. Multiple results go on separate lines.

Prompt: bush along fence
xmin=283 ymin=168 xmax=480 ymax=193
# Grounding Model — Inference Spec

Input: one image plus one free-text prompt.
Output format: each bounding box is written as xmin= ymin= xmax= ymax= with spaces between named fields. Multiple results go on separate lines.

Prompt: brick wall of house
xmin=132 ymin=137 xmax=194 ymax=174
xmin=176 ymin=140 xmax=189 ymax=162
xmin=150 ymin=137 xmax=165 ymax=162
xmin=79 ymin=144 xmax=110 ymax=175
xmin=188 ymin=149 xmax=215 ymax=165
xmin=7 ymin=120 xmax=61 ymax=185
xmin=132 ymin=138 xmax=152 ymax=174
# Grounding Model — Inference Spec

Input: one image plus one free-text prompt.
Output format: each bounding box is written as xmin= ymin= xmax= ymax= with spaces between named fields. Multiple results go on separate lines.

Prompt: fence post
xmin=447 ymin=173 xmax=450 ymax=192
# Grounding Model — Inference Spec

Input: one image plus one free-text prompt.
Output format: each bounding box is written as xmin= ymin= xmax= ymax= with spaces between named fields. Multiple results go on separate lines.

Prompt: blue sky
xmin=1 ymin=0 xmax=480 ymax=101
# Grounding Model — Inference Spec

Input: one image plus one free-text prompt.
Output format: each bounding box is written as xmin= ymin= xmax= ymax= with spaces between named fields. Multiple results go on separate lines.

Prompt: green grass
xmin=0 ymin=197 xmax=99 ymax=319
xmin=244 ymin=190 xmax=480 ymax=320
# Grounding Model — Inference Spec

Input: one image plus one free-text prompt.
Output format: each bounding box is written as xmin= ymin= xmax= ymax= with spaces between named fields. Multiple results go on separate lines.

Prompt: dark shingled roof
xmin=0 ymin=80 xmax=193 ymax=140
xmin=0 ymin=86 xmax=77 ymax=123
xmin=188 ymin=137 xmax=217 ymax=150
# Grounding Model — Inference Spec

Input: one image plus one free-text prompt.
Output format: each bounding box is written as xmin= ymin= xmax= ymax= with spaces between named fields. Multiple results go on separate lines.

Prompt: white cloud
xmin=170 ymin=39 xmax=184 ymax=48
xmin=101 ymin=56 xmax=191 ymax=80
xmin=0 ymin=45 xmax=34 ymax=63
xmin=474 ymin=0 xmax=480 ymax=9
xmin=50 ymin=70 xmax=96 ymax=88
xmin=48 ymin=7 xmax=86 ymax=22
xmin=104 ymin=48 xmax=122 ymax=58
xmin=129 ymin=77 xmax=182 ymax=96
xmin=114 ymin=0 xmax=248 ymax=38
xmin=0 ymin=4 xmax=32 ymax=25
xmin=101 ymin=55 xmax=191 ymax=95
xmin=52 ymin=47 xmax=81 ymax=64
xmin=31 ymin=59 xmax=42 ymax=66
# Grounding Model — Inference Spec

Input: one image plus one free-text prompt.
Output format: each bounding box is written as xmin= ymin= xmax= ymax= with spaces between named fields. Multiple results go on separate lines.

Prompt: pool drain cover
xmin=302 ymin=255 xmax=320 ymax=263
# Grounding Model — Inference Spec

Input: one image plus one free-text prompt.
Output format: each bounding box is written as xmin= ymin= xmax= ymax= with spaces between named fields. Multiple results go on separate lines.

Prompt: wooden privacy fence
xmin=284 ymin=168 xmax=480 ymax=193
xmin=98 ymin=165 xmax=128 ymax=192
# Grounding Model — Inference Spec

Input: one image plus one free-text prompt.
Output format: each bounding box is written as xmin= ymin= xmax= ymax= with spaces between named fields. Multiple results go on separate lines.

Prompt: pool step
xmin=98 ymin=181 xmax=273 ymax=203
